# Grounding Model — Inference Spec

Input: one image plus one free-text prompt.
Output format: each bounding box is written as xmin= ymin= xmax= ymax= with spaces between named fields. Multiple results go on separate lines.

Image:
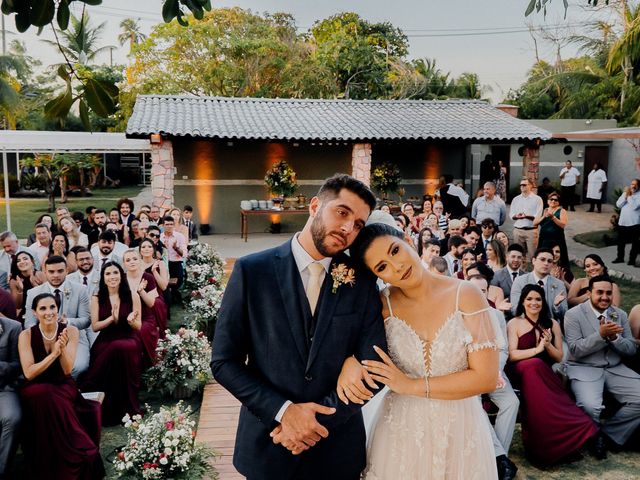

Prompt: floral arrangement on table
xmin=145 ymin=328 xmax=213 ymax=397
xmin=185 ymin=242 xmax=224 ymax=290
xmin=113 ymin=402 xmax=214 ymax=479
xmin=264 ymin=160 xmax=297 ymax=198
xmin=371 ymin=160 xmax=402 ymax=199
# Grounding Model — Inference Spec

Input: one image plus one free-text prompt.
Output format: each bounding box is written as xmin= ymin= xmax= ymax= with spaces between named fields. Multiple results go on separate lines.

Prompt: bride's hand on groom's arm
xmin=270 ymin=402 xmax=336 ymax=454
xmin=337 ymin=356 xmax=378 ymax=405
xmin=363 ymin=346 xmax=426 ymax=397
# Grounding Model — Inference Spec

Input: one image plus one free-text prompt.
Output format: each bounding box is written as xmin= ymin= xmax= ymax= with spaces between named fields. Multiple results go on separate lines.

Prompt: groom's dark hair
xmin=318 ymin=174 xmax=376 ymax=212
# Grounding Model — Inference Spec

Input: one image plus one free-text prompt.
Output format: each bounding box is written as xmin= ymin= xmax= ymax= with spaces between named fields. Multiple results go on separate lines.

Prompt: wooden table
xmin=240 ymin=208 xmax=308 ymax=241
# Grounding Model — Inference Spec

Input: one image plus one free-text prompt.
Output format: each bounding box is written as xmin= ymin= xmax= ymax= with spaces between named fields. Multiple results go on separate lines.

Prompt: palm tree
xmin=43 ymin=12 xmax=113 ymax=65
xmin=118 ymin=18 xmax=146 ymax=54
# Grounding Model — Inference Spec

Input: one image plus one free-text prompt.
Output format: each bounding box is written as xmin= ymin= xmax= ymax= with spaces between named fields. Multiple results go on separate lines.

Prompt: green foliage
xmin=371 ymin=161 xmax=402 ymax=196
xmin=264 ymin=160 xmax=297 ymax=197
xmin=19 ymin=173 xmax=47 ymax=191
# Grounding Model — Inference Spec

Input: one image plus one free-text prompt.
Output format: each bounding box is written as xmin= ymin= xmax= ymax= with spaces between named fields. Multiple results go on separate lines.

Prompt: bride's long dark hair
xmin=515 ymin=284 xmax=553 ymax=330
xmin=350 ymin=223 xmax=404 ymax=269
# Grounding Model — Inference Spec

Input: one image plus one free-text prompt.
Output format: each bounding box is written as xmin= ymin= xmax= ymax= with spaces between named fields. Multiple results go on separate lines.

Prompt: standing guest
xmin=442 ymin=235 xmax=468 ymax=276
xmin=492 ymin=244 xmax=526 ymax=301
xmin=117 ymin=198 xmax=136 ymax=233
xmin=24 ymin=256 xmax=92 ymax=379
xmin=559 ymin=160 xmax=581 ymax=211
xmin=510 ymin=177 xmax=543 ymax=262
xmin=480 ymin=154 xmax=497 ymax=187
xmin=28 ymin=223 xmax=52 ymax=266
xmin=9 ymin=251 xmax=45 ymax=322
xmin=87 ymin=209 xmax=107 ymax=247
xmin=537 ymin=177 xmax=556 ymax=209
xmin=564 ymin=276 xmax=640 ymax=455
xmin=433 ymin=201 xmax=449 ymax=231
xmin=183 ymin=205 xmax=199 ymax=242
xmin=26 ymin=214 xmax=56 ymax=246
xmin=534 ymin=193 xmax=569 ymax=268
xmin=160 ymin=216 xmax=187 ymax=303
xmin=586 ymin=163 xmax=608 ymax=213
xmin=456 ymin=248 xmax=478 ymax=280
xmin=148 ymin=205 xmax=161 ymax=226
xmin=67 ymin=248 xmax=100 ymax=296
xmin=495 ymin=231 xmax=510 ymax=251
xmin=495 ymin=160 xmax=508 ymax=200
xmin=568 ymin=254 xmax=621 ymax=308
xmin=80 ymin=206 xmax=98 ymax=244
xmin=80 ymin=262 xmax=142 ymax=426
xmin=59 ymin=216 xmax=88 ymax=249
xmin=18 ymin=293 xmax=104 ymax=479
xmin=471 ymin=182 xmax=507 ymax=226
xmin=92 ymin=231 xmax=123 ymax=269
xmin=468 ymin=275 xmax=519 ymax=480
xmin=0 ymin=316 xmax=21 ymax=479
xmin=401 ymin=202 xmax=422 ymax=235
xmin=510 ymin=248 xmax=568 ymax=322
xmin=507 ymin=285 xmax=599 ymax=465
xmin=48 ymin=233 xmax=78 ymax=273
xmin=123 ymin=249 xmax=167 ymax=365
xmin=486 ymin=240 xmax=506 ymax=272
xmin=420 ymin=238 xmax=441 ymax=268
xmin=613 ymin=178 xmax=640 ymax=266
xmin=417 ymin=196 xmax=433 ymax=221
xmin=438 ymin=174 xmax=469 ymax=218
xmin=549 ymin=242 xmax=574 ymax=289
xmin=168 ymin=207 xmax=190 ymax=239
xmin=0 ymin=231 xmax=40 ymax=290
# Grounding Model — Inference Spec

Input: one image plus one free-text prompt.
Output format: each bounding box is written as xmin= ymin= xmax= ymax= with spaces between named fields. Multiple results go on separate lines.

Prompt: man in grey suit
xmin=492 ymin=244 xmax=526 ymax=300
xmin=564 ymin=275 xmax=640 ymax=455
xmin=0 ymin=316 xmax=21 ymax=479
xmin=67 ymin=247 xmax=100 ymax=297
xmin=510 ymin=247 xmax=567 ymax=322
xmin=24 ymin=255 xmax=93 ymax=378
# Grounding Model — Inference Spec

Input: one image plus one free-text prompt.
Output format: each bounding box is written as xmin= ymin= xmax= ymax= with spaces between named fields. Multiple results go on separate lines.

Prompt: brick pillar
xmin=522 ymin=145 xmax=540 ymax=189
xmin=351 ymin=143 xmax=372 ymax=186
xmin=150 ymin=138 xmax=175 ymax=213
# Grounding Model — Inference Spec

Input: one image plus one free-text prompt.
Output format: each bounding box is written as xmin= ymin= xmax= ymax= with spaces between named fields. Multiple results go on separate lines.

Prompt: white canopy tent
xmin=0 ymin=130 xmax=152 ymax=230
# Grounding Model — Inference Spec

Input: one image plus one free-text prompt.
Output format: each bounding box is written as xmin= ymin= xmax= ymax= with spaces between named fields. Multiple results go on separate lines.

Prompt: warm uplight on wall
xmin=424 ymin=145 xmax=442 ymax=195
xmin=150 ymin=133 xmax=162 ymax=144
xmin=265 ymin=143 xmax=287 ymax=173
xmin=193 ymin=141 xmax=215 ymax=223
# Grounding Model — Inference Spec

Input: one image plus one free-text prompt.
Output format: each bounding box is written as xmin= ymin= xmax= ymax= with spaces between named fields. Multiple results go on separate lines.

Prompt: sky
xmin=3 ymin=0 xmax=621 ymax=103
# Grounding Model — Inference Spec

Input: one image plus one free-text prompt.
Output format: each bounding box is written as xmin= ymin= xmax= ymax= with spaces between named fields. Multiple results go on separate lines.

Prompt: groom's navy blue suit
xmin=211 ymin=240 xmax=386 ymax=480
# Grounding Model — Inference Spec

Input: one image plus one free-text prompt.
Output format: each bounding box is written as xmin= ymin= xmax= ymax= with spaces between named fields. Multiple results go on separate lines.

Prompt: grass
xmin=573 ymin=229 xmax=615 ymax=249
xmin=0 ymin=185 xmax=144 ymax=238
xmin=570 ymin=264 xmax=640 ymax=313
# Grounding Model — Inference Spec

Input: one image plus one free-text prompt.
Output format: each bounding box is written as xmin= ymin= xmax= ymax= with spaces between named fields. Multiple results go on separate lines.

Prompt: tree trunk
xmin=59 ymin=175 xmax=67 ymax=203
xmin=79 ymin=168 xmax=86 ymax=196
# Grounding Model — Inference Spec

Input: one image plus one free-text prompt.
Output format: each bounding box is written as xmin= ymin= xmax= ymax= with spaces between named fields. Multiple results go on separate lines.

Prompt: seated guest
xmin=146 ymin=225 xmax=166 ymax=261
xmin=139 ymin=239 xmax=170 ymax=293
xmin=128 ymin=219 xmax=144 ymax=248
xmin=511 ymin=248 xmax=568 ymax=323
xmin=433 ymin=200 xmax=448 ymax=231
xmin=401 ymin=202 xmax=422 ymax=235
xmin=67 ymin=247 xmax=100 ymax=296
xmin=18 ymin=293 xmax=104 ymax=479
xmin=0 ymin=316 xmax=21 ymax=479
xmin=48 ymin=232 xmax=78 ymax=273
xmin=0 ymin=232 xmax=40 ymax=290
xmin=26 ymin=214 xmax=56 ymax=246
xmin=438 ymin=218 xmax=463 ymax=253
xmin=568 ymin=254 xmax=621 ymax=308
xmin=91 ymin=230 xmax=125 ymax=268
xmin=27 ymin=223 xmax=52 ymax=267
xmin=478 ymin=218 xmax=497 ymax=257
xmin=463 ymin=225 xmax=483 ymax=258
xmin=123 ymin=249 xmax=167 ymax=365
xmin=109 ymin=208 xmax=129 ymax=245
xmin=59 ymin=216 xmax=88 ymax=249
xmin=507 ymin=284 xmax=599 ymax=465
xmin=495 ymin=231 xmax=509 ymax=251
xmin=80 ymin=262 xmax=143 ymax=426
xmin=9 ymin=251 xmax=44 ymax=322
xmin=549 ymin=241 xmax=573 ymax=289
xmin=491 ymin=244 xmax=526 ymax=301
xmin=468 ymin=275 xmax=519 ymax=480
xmin=564 ymin=275 xmax=640 ymax=455
xmin=423 ymin=213 xmax=444 ymax=240
xmin=416 ymin=226 xmax=434 ymax=256
xmin=442 ymin=235 xmax=467 ymax=276
xmin=456 ymin=248 xmax=477 ymax=280
xmin=466 ymin=262 xmax=507 ymax=310
xmin=628 ymin=304 xmax=640 ymax=372
xmin=486 ymin=239 xmax=506 ymax=272
xmin=420 ymin=238 xmax=441 ymax=269
xmin=0 ymin=287 xmax=17 ymax=321
xmin=24 ymin=256 xmax=92 ymax=378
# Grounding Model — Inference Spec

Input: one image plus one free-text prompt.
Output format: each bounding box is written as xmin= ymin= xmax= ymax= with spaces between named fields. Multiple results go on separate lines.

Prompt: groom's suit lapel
xmin=306 ymin=257 xmax=342 ymax=372
xmin=274 ymin=242 xmax=310 ymax=365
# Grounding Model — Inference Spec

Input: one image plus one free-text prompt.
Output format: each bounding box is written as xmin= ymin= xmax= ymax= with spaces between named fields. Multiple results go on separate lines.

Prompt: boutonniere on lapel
xmin=331 ymin=264 xmax=356 ymax=294
xmin=609 ymin=311 xmax=619 ymax=324
xmin=63 ymin=287 xmax=71 ymax=301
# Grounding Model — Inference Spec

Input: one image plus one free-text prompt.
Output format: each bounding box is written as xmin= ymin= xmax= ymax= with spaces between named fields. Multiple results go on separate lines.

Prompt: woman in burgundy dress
xmin=18 ymin=293 xmax=104 ymax=479
xmin=507 ymin=284 xmax=598 ymax=465
xmin=80 ymin=261 xmax=143 ymax=426
xmin=139 ymin=238 xmax=170 ymax=332
xmin=123 ymin=248 xmax=168 ymax=366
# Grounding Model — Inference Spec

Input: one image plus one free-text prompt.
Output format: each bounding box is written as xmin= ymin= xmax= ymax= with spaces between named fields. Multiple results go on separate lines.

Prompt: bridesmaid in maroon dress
xmin=123 ymin=248 xmax=168 ymax=366
xmin=18 ymin=293 xmax=104 ymax=479
xmin=79 ymin=261 xmax=143 ymax=426
xmin=139 ymin=239 xmax=170 ymax=336
xmin=507 ymin=284 xmax=598 ymax=465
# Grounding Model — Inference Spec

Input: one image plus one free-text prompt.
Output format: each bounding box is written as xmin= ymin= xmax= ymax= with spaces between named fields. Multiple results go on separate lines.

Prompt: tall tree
xmin=118 ymin=18 xmax=146 ymax=54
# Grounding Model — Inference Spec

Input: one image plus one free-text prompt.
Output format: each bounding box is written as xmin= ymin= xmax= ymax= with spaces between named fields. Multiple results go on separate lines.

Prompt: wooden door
xmin=583 ymin=146 xmax=609 ymax=201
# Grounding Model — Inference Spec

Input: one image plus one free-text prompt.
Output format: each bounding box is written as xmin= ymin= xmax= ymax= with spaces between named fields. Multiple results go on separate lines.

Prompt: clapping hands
xmin=536 ymin=329 xmax=552 ymax=353
xmin=51 ymin=327 xmax=69 ymax=357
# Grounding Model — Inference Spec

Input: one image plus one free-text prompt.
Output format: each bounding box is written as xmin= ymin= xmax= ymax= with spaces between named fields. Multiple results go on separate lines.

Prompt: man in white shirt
xmin=471 ymin=182 xmax=507 ymax=226
xmin=509 ymin=177 xmax=543 ymax=262
xmin=559 ymin=160 xmax=580 ymax=212
xmin=27 ymin=223 xmax=52 ymax=266
xmin=586 ymin=163 xmax=608 ymax=213
xmin=613 ymin=178 xmax=640 ymax=266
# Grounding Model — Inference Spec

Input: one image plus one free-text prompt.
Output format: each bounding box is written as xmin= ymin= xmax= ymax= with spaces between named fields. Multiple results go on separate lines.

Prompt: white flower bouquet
xmin=186 ymin=284 xmax=224 ymax=333
xmin=146 ymin=328 xmax=213 ymax=395
xmin=114 ymin=402 xmax=214 ymax=479
xmin=185 ymin=243 xmax=224 ymax=290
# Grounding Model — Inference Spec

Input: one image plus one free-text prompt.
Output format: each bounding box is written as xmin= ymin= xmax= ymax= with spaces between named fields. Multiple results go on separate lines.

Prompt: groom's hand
xmin=270 ymin=402 xmax=335 ymax=454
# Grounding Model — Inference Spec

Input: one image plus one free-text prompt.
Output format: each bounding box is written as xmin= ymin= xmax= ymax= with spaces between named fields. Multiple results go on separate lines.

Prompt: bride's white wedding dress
xmin=363 ymin=285 xmax=498 ymax=479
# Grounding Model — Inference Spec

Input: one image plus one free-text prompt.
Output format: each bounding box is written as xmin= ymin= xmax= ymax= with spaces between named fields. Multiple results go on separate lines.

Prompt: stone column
xmin=522 ymin=145 xmax=540 ymax=189
xmin=150 ymin=138 xmax=175 ymax=213
xmin=351 ymin=143 xmax=372 ymax=186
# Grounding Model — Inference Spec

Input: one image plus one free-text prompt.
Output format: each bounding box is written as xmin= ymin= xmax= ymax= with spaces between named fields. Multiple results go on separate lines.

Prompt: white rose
xmin=159 ymin=457 xmax=168 ymax=465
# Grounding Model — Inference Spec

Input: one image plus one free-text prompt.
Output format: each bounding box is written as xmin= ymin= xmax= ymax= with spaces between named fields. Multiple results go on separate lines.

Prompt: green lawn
xmin=0 ymin=185 xmax=144 ymax=239
xmin=570 ymin=264 xmax=640 ymax=313
xmin=573 ymin=229 xmax=616 ymax=249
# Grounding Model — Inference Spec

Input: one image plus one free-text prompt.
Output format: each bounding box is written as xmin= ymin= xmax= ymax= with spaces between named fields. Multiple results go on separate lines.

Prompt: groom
xmin=211 ymin=174 xmax=386 ymax=480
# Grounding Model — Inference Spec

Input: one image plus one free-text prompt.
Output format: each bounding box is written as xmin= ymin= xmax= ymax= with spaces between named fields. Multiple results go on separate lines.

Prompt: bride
xmin=341 ymin=223 xmax=500 ymax=479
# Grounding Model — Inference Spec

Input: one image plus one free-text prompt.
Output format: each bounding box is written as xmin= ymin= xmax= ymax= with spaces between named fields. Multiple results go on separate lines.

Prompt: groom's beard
xmin=311 ymin=215 xmax=348 ymax=258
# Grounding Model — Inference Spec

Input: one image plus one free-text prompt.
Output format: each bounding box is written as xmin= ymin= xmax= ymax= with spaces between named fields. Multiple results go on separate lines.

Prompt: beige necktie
xmin=306 ymin=262 xmax=325 ymax=315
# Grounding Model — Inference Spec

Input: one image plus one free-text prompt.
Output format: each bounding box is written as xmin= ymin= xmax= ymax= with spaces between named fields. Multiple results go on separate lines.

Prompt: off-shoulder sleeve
xmin=459 ymin=308 xmax=501 ymax=353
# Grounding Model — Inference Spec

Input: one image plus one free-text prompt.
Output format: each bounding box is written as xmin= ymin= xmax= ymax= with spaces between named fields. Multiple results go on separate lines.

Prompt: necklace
xmin=39 ymin=324 xmax=57 ymax=341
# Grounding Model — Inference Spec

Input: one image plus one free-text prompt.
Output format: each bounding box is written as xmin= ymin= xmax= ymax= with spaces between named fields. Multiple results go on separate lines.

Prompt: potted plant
xmin=264 ymin=160 xmax=297 ymax=201
xmin=371 ymin=161 xmax=402 ymax=201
